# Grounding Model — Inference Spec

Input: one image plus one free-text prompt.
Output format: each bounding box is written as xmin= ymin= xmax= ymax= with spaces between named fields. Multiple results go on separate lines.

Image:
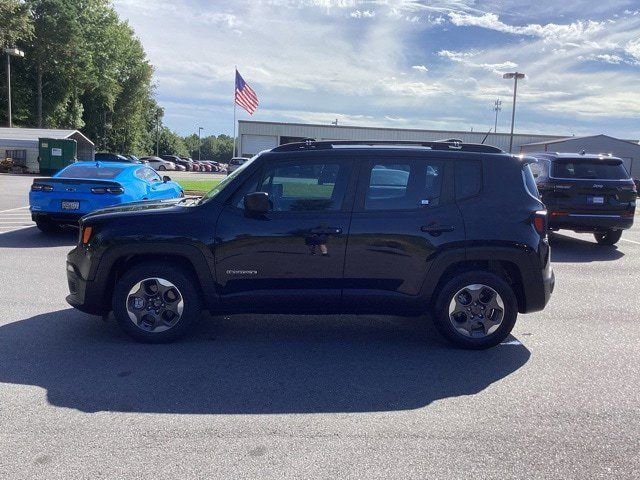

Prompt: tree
xmin=0 ymin=0 xmax=34 ymax=47
xmin=157 ymin=127 xmax=187 ymax=157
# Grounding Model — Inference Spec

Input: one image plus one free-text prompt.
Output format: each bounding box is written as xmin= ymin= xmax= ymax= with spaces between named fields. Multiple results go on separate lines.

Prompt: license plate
xmin=61 ymin=200 xmax=80 ymax=210
xmin=590 ymin=196 xmax=604 ymax=204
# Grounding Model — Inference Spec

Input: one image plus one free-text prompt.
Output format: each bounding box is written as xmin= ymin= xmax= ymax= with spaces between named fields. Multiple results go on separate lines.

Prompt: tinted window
xmin=259 ymin=162 xmax=348 ymax=211
xmin=455 ymin=160 xmax=482 ymax=200
xmin=552 ymin=159 xmax=629 ymax=180
xmin=364 ymin=160 xmax=443 ymax=210
xmin=58 ymin=166 xmax=125 ymax=179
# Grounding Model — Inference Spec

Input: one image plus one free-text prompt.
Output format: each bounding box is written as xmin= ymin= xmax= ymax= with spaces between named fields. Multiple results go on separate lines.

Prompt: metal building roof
xmin=0 ymin=127 xmax=94 ymax=145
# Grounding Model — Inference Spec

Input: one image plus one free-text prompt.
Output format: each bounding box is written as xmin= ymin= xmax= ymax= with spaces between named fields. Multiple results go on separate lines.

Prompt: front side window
xmin=258 ymin=161 xmax=348 ymax=212
xmin=364 ymin=160 xmax=443 ymax=210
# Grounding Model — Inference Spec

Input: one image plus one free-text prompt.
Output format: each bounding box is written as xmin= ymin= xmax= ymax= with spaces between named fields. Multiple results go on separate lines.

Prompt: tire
xmin=158 ymin=165 xmax=166 ymax=171
xmin=433 ymin=270 xmax=518 ymax=349
xmin=112 ymin=262 xmax=202 ymax=343
xmin=594 ymin=230 xmax=622 ymax=245
xmin=35 ymin=218 xmax=62 ymax=234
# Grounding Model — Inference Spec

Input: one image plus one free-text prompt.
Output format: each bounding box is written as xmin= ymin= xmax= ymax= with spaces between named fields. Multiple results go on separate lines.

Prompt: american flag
xmin=235 ymin=70 xmax=258 ymax=115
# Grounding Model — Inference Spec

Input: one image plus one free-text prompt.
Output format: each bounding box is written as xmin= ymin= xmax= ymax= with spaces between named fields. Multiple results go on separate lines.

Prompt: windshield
xmin=198 ymin=155 xmax=257 ymax=203
xmin=58 ymin=165 xmax=125 ymax=179
xmin=552 ymin=159 xmax=629 ymax=180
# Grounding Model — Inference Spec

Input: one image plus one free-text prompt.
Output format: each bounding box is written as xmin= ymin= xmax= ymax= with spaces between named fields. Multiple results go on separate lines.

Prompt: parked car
xmin=29 ymin=161 xmax=184 ymax=233
xmin=66 ymin=140 xmax=554 ymax=349
xmin=126 ymin=155 xmax=148 ymax=164
xmin=94 ymin=153 xmax=141 ymax=164
xmin=160 ymin=155 xmax=192 ymax=171
xmin=185 ymin=157 xmax=210 ymax=172
xmin=141 ymin=156 xmax=179 ymax=171
xmin=531 ymin=152 xmax=636 ymax=245
xmin=227 ymin=157 xmax=248 ymax=174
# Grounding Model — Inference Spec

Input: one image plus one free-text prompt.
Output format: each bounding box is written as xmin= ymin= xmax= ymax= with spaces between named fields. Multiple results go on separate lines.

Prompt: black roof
xmin=271 ymin=139 xmax=503 ymax=154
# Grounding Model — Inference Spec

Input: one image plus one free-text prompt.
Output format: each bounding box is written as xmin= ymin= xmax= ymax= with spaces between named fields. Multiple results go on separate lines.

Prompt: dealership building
xmin=237 ymin=121 xmax=639 ymax=178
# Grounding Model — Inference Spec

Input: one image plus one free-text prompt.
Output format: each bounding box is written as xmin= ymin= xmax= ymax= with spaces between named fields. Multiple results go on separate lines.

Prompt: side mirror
xmin=244 ymin=192 xmax=270 ymax=214
xmin=162 ymin=175 xmax=171 ymax=183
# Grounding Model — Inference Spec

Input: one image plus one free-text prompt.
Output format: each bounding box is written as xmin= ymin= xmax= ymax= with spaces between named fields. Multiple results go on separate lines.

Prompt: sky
xmin=113 ymin=0 xmax=640 ymax=139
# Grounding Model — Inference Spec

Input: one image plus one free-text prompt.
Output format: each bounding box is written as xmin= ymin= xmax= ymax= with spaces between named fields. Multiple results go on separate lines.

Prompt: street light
xmin=4 ymin=47 xmax=25 ymax=128
xmin=198 ymin=126 xmax=204 ymax=161
xmin=503 ymin=72 xmax=525 ymax=153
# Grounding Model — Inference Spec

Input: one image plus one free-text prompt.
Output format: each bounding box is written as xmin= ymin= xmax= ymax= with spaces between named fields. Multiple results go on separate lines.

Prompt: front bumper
xmin=65 ymin=245 xmax=110 ymax=316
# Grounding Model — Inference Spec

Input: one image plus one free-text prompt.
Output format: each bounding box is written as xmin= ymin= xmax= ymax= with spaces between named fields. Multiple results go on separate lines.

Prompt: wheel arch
xmin=94 ymin=243 xmax=218 ymax=313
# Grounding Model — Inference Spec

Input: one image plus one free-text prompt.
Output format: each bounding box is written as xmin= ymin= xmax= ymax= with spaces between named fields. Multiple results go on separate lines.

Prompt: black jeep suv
xmin=66 ymin=140 xmax=554 ymax=349
xmin=530 ymin=153 xmax=636 ymax=245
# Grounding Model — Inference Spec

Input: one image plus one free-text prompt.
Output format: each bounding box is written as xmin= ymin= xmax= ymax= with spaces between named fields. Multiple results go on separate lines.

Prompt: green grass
xmin=176 ymin=179 xmax=221 ymax=194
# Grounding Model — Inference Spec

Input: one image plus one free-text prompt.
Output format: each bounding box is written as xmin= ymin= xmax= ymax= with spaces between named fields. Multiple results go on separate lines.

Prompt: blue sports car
xmin=29 ymin=161 xmax=184 ymax=232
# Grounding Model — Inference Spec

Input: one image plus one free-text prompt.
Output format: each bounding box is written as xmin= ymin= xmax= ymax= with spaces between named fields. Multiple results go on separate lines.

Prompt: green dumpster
xmin=38 ymin=138 xmax=77 ymax=176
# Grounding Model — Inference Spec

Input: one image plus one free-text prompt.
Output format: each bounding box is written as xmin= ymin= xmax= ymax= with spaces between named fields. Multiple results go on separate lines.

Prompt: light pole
xmin=155 ymin=108 xmax=161 ymax=156
xmin=198 ymin=126 xmax=203 ymax=161
xmin=4 ymin=47 xmax=25 ymax=128
xmin=503 ymin=72 xmax=525 ymax=153
xmin=493 ymin=98 xmax=502 ymax=134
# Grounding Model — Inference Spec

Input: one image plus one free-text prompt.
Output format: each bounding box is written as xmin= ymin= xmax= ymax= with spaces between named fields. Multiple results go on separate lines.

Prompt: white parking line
xmin=500 ymin=339 xmax=523 ymax=345
xmin=0 ymin=206 xmax=29 ymax=213
xmin=621 ymin=238 xmax=640 ymax=245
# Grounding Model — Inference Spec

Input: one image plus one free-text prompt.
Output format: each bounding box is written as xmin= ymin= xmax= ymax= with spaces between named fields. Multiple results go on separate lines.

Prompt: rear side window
xmin=58 ymin=166 xmax=124 ymax=179
xmin=455 ymin=160 xmax=482 ymax=200
xmin=522 ymin=164 xmax=539 ymax=198
xmin=552 ymin=159 xmax=629 ymax=180
xmin=364 ymin=160 xmax=443 ymax=210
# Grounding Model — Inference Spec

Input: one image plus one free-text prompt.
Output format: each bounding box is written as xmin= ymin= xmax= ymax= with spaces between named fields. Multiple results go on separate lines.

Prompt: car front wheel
xmin=158 ymin=165 xmax=166 ymax=171
xmin=112 ymin=263 xmax=202 ymax=343
xmin=433 ymin=271 xmax=518 ymax=349
xmin=594 ymin=230 xmax=622 ymax=245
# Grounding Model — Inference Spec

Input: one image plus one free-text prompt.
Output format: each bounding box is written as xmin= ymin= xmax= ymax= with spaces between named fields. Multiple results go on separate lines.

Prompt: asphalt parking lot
xmin=1 ymin=173 xmax=639 ymax=479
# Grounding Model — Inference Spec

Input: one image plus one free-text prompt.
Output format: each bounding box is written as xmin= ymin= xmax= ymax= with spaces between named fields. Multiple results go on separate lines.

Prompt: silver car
xmin=141 ymin=156 xmax=184 ymax=171
xmin=227 ymin=157 xmax=248 ymax=174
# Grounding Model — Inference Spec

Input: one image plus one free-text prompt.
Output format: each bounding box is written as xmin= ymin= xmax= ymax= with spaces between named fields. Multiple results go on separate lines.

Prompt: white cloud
xmin=350 ymin=9 xmax=375 ymax=18
xmin=411 ymin=65 xmax=429 ymax=72
xmin=437 ymin=49 xmax=517 ymax=73
xmin=448 ymin=12 xmax=606 ymax=45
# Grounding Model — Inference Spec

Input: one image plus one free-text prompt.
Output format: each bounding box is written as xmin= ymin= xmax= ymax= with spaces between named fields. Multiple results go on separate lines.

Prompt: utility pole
xmin=155 ymin=108 xmax=160 ymax=156
xmin=493 ymin=98 xmax=502 ymax=134
xmin=198 ymin=127 xmax=204 ymax=161
xmin=503 ymin=72 xmax=525 ymax=153
xmin=4 ymin=48 xmax=25 ymax=128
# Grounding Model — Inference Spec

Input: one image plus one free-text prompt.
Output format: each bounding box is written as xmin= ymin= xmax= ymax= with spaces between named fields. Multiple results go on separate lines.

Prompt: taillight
xmin=91 ymin=186 xmax=124 ymax=194
xmin=532 ymin=210 xmax=547 ymax=235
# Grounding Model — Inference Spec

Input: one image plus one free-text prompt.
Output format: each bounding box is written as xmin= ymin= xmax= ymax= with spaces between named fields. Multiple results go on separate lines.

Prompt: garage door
xmin=241 ymin=135 xmax=278 ymax=156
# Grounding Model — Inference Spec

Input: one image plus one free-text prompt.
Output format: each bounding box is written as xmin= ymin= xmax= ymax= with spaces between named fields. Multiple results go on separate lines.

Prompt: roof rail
xmin=271 ymin=139 xmax=503 ymax=154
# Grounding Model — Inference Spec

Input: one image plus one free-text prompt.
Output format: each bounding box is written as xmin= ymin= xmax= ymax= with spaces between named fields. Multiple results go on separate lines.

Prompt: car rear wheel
xmin=594 ymin=230 xmax=622 ymax=245
xmin=35 ymin=218 xmax=62 ymax=234
xmin=112 ymin=263 xmax=202 ymax=343
xmin=433 ymin=271 xmax=518 ymax=349
xmin=158 ymin=165 xmax=166 ymax=171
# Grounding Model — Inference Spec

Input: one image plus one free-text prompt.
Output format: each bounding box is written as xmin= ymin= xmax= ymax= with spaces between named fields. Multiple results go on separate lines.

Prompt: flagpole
xmin=233 ymin=66 xmax=237 ymax=157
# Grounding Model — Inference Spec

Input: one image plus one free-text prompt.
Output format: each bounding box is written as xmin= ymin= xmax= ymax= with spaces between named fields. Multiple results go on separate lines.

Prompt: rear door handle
xmin=311 ymin=227 xmax=343 ymax=235
xmin=421 ymin=224 xmax=455 ymax=235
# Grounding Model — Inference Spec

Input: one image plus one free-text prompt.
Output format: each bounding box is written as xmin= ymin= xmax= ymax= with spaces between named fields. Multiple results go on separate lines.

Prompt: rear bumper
xmin=32 ymin=211 xmax=83 ymax=226
xmin=549 ymin=212 xmax=634 ymax=232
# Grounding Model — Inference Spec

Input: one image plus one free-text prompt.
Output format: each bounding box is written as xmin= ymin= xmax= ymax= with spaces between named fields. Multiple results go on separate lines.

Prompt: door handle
xmin=311 ymin=227 xmax=343 ymax=235
xmin=421 ymin=224 xmax=455 ymax=235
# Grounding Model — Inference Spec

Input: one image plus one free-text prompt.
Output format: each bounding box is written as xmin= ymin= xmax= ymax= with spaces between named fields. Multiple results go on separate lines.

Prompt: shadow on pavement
xmin=0 ymin=226 xmax=76 ymax=248
xmin=0 ymin=309 xmax=529 ymax=414
xmin=549 ymin=233 xmax=624 ymax=263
